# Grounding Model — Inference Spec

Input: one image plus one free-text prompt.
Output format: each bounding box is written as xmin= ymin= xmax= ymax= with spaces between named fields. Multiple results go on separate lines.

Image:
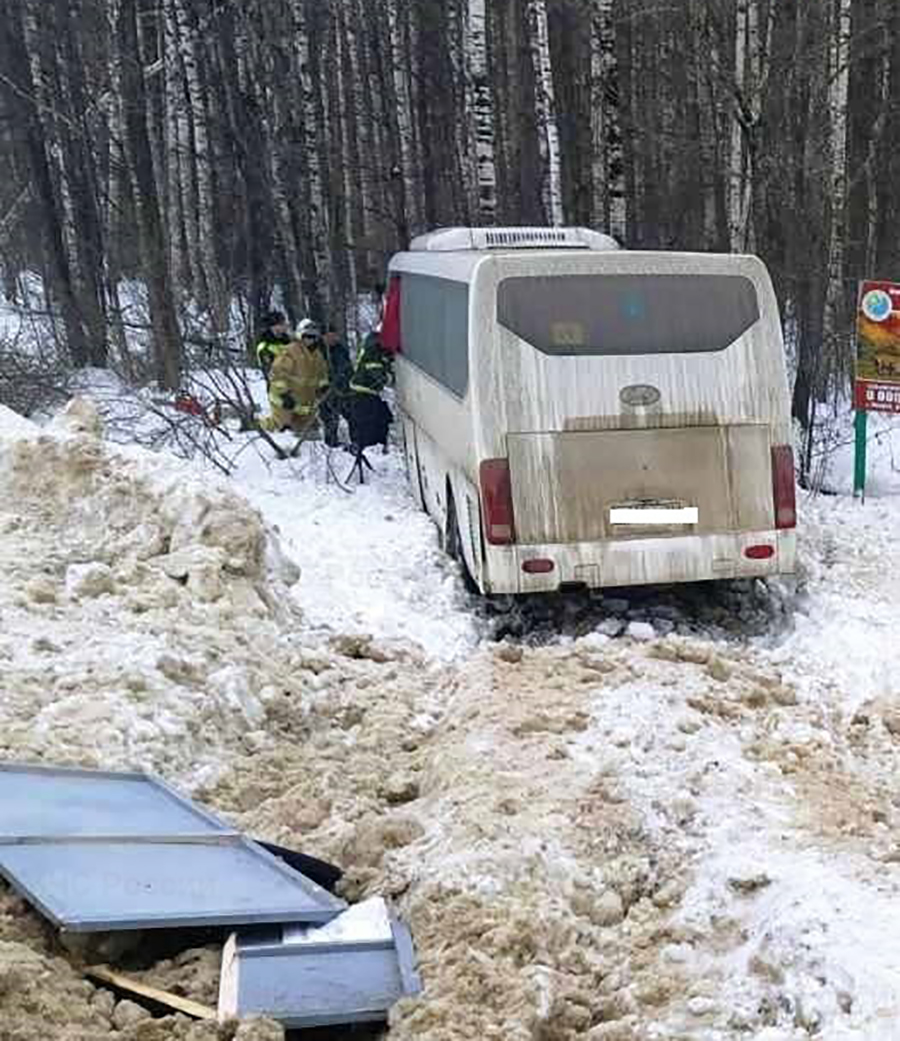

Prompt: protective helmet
xmin=296 ymin=318 xmax=321 ymax=339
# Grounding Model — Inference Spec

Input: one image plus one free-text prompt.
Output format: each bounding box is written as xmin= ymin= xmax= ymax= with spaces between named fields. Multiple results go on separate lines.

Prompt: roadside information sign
xmin=854 ymin=280 xmax=900 ymax=499
xmin=855 ymin=281 xmax=900 ymax=413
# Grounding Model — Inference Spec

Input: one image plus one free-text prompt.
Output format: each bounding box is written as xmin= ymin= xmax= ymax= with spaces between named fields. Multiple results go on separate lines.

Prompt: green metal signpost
xmin=853 ymin=409 xmax=867 ymax=500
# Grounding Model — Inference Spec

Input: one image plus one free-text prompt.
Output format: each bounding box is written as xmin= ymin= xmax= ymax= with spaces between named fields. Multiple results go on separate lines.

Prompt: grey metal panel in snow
xmin=0 ymin=763 xmax=225 ymax=839
xmin=0 ymin=838 xmax=344 ymax=931
xmin=221 ymin=919 xmax=422 ymax=1029
xmin=0 ymin=763 xmax=346 ymax=931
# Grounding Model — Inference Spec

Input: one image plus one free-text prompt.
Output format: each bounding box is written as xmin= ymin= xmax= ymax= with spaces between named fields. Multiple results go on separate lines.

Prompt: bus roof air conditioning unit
xmin=409 ymin=227 xmax=620 ymax=253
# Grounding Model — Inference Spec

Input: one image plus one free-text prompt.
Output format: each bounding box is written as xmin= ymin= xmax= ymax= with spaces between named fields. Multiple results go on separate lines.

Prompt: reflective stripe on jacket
xmin=268 ymin=343 xmax=329 ymax=415
xmin=256 ymin=335 xmax=290 ymax=377
xmin=349 ymin=346 xmax=390 ymax=396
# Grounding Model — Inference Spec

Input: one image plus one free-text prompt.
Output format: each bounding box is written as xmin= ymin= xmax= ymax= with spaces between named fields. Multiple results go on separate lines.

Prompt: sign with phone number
xmin=854 ymin=379 xmax=900 ymax=413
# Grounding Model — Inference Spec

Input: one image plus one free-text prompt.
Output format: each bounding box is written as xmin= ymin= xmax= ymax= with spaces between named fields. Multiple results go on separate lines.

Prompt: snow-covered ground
xmin=1 ymin=390 xmax=900 ymax=1040
xmin=233 ymin=439 xmax=481 ymax=661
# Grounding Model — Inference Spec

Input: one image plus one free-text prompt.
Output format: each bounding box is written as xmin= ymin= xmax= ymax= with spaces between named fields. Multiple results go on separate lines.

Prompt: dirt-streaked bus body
xmin=383 ymin=227 xmax=797 ymax=595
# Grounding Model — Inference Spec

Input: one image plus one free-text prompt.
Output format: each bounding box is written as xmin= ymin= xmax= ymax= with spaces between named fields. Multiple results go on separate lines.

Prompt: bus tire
xmin=446 ymin=491 xmax=478 ymax=594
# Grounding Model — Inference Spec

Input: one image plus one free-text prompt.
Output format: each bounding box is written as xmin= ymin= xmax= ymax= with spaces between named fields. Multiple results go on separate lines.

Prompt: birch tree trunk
xmin=824 ymin=0 xmax=853 ymax=377
xmin=467 ymin=0 xmax=496 ymax=221
xmin=104 ymin=0 xmax=132 ymax=373
xmin=324 ymin=4 xmax=351 ymax=324
xmin=342 ymin=0 xmax=369 ymax=302
xmin=730 ymin=0 xmax=749 ymax=249
xmin=413 ymin=0 xmax=468 ymax=229
xmin=874 ymin=0 xmax=900 ymax=273
xmin=53 ymin=0 xmax=108 ymax=363
xmin=335 ymin=1 xmax=358 ymax=333
xmin=310 ymin=2 xmax=335 ymax=316
xmin=18 ymin=0 xmax=94 ymax=364
xmin=529 ymin=0 xmax=563 ymax=225
xmin=590 ymin=3 xmax=615 ymax=233
xmin=613 ymin=0 xmax=636 ymax=244
xmin=447 ymin=0 xmax=473 ymax=224
xmin=372 ymin=3 xmax=410 ymax=247
xmin=118 ymin=0 xmax=183 ymax=389
xmin=387 ymin=0 xmax=417 ymax=240
xmin=216 ymin=0 xmax=275 ymax=321
xmin=163 ymin=0 xmax=190 ymax=293
xmin=490 ymin=0 xmax=545 ymax=224
xmin=172 ymin=0 xmax=227 ymax=335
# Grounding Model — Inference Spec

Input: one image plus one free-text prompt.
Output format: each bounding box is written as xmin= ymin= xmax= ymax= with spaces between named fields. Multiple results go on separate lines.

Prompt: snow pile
xmin=0 ymin=397 xmax=440 ymax=1039
xmin=283 ymin=896 xmax=393 ymax=945
xmin=0 ymin=889 xmax=281 ymax=1039
xmin=0 ymin=399 xmax=303 ymax=787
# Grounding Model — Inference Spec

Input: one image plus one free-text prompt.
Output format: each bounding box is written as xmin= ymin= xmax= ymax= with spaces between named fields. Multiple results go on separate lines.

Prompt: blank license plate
xmin=610 ymin=507 xmax=699 ymax=526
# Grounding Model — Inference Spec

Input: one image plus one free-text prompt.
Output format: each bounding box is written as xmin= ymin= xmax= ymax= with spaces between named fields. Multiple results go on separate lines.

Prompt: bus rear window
xmin=497 ymin=274 xmax=760 ymax=356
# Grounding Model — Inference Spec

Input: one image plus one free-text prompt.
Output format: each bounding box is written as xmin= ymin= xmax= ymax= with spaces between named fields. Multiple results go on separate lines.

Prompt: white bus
xmin=382 ymin=227 xmax=797 ymax=596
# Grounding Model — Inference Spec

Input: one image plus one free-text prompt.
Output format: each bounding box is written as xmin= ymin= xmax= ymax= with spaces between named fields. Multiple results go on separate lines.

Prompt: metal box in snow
xmin=218 ymin=898 xmax=423 ymax=1028
xmin=0 ymin=763 xmax=345 ymax=931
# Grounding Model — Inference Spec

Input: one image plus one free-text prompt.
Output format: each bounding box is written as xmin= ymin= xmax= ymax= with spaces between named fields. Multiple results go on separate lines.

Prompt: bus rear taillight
xmin=772 ymin=445 xmax=797 ymax=529
xmin=480 ymin=459 xmax=516 ymax=545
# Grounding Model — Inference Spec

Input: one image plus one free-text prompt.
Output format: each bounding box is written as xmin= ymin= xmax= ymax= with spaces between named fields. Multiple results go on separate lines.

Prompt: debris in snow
xmin=111 ymin=999 xmax=153 ymax=1029
xmin=728 ymin=872 xmax=773 ymax=895
xmin=87 ymin=967 xmax=217 ymax=1022
xmin=329 ymin=632 xmax=395 ymax=662
xmin=495 ymin=642 xmax=524 ymax=664
xmin=381 ymin=773 xmax=420 ymax=805
xmin=880 ymin=704 xmax=900 ymax=737
xmin=23 ymin=576 xmax=57 ymax=604
xmin=50 ymin=396 xmax=105 ymax=439
xmin=591 ymin=890 xmax=626 ymax=927
xmin=706 ymin=655 xmax=733 ymax=682
xmin=626 ymin=621 xmax=656 ymax=641
xmin=596 ymin=617 xmax=626 ymax=637
xmin=65 ymin=562 xmax=114 ymax=599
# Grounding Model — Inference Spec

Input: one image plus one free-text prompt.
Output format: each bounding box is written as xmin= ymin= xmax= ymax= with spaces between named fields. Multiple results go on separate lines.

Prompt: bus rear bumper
xmin=488 ymin=530 xmax=797 ymax=594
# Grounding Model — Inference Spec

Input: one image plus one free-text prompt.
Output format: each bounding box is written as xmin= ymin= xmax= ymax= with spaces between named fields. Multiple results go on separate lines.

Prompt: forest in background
xmin=1 ymin=0 xmax=899 ymax=450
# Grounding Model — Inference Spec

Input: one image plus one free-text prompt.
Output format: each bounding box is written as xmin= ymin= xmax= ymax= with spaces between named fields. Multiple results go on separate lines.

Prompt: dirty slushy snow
xmin=1 ymin=396 xmax=900 ymax=1039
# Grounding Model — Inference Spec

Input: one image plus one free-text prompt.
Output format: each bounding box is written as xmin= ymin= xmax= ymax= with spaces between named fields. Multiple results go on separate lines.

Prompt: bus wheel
xmin=446 ymin=492 xmax=479 ymax=594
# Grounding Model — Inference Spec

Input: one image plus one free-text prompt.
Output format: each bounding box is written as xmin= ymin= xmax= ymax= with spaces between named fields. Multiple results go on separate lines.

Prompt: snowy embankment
xmin=0 ymin=399 xmax=308 ymax=789
xmin=1 ymin=397 xmax=900 ymax=1040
